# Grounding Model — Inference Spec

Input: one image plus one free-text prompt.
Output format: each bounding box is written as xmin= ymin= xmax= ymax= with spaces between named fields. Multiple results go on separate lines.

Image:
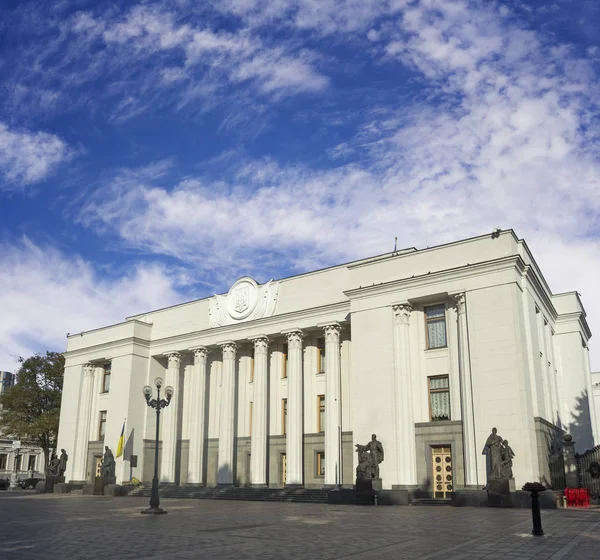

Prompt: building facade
xmin=56 ymin=231 xmax=598 ymax=496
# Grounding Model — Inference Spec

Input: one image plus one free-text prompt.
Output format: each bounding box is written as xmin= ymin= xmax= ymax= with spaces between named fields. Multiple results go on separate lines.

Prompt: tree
xmin=0 ymin=351 xmax=64 ymax=469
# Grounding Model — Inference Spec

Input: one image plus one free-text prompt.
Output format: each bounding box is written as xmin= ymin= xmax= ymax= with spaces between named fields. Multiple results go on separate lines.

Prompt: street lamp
xmin=141 ymin=377 xmax=173 ymax=515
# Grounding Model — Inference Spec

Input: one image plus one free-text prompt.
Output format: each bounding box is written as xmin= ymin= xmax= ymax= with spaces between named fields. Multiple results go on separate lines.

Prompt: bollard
xmin=522 ymin=482 xmax=546 ymax=536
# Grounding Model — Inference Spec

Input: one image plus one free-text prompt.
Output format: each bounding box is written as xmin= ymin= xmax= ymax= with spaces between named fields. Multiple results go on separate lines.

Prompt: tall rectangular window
xmin=102 ymin=363 xmax=111 ymax=393
xmin=316 ymin=452 xmax=325 ymax=477
xmin=429 ymin=376 xmax=450 ymax=421
xmin=318 ymin=395 xmax=325 ymax=433
xmin=28 ymin=455 xmax=36 ymax=472
xmin=98 ymin=410 xmax=107 ymax=440
xmin=282 ymin=343 xmax=288 ymax=379
xmin=0 ymin=454 xmax=7 ymax=470
xmin=282 ymin=399 xmax=288 ymax=435
xmin=317 ymin=338 xmax=325 ymax=373
xmin=425 ymin=305 xmax=447 ymax=349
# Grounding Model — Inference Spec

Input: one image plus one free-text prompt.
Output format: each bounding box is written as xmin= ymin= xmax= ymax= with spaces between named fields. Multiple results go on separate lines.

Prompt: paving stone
xmin=0 ymin=494 xmax=599 ymax=559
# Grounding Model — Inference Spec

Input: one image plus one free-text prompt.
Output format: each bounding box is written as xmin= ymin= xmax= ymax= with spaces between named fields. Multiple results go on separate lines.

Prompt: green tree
xmin=0 ymin=351 xmax=64 ymax=469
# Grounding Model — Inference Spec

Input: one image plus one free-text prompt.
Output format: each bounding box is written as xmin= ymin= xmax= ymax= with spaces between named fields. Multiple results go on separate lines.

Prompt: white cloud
xmin=0 ymin=122 xmax=73 ymax=188
xmin=0 ymin=237 xmax=189 ymax=372
xmin=80 ymin=1 xmax=600 ymax=369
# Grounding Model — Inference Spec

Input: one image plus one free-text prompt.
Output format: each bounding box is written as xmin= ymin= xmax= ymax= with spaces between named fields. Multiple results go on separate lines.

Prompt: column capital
xmin=249 ymin=335 xmax=269 ymax=355
xmin=163 ymin=351 xmax=182 ymax=366
xmin=82 ymin=362 xmax=95 ymax=375
xmin=451 ymin=292 xmax=466 ymax=314
xmin=190 ymin=346 xmax=208 ymax=362
xmin=319 ymin=322 xmax=342 ymax=343
xmin=218 ymin=341 xmax=237 ymax=359
xmin=392 ymin=303 xmax=412 ymax=325
xmin=282 ymin=329 xmax=304 ymax=349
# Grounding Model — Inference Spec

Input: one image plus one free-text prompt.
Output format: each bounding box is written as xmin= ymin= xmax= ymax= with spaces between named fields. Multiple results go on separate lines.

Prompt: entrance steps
xmin=411 ymin=498 xmax=452 ymax=506
xmin=129 ymin=485 xmax=330 ymax=504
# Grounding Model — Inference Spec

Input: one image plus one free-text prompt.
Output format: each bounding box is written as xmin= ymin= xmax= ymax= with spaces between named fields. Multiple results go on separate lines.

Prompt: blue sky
xmin=1 ymin=0 xmax=599 ymax=371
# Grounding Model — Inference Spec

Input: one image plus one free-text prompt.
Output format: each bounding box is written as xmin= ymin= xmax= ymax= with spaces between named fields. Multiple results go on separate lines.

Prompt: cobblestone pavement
xmin=0 ymin=493 xmax=599 ymax=559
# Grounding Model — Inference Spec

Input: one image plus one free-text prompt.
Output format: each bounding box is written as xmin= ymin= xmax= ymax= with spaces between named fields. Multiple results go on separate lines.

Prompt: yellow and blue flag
xmin=115 ymin=420 xmax=125 ymax=458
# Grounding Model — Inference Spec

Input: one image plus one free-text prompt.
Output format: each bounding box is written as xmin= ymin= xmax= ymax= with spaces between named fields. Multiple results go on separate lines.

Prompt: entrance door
xmin=280 ymin=453 xmax=286 ymax=487
xmin=94 ymin=455 xmax=102 ymax=478
xmin=432 ymin=446 xmax=453 ymax=498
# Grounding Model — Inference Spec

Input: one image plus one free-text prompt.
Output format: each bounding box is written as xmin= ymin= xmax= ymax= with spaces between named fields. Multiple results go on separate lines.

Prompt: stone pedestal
xmin=35 ymin=481 xmax=45 ymax=494
xmin=54 ymin=483 xmax=71 ymax=494
xmin=93 ymin=476 xmax=116 ymax=495
xmin=44 ymin=475 xmax=65 ymax=493
xmin=486 ymin=479 xmax=512 ymax=508
xmin=104 ymin=483 xmax=123 ymax=496
xmin=356 ymin=479 xmax=375 ymax=505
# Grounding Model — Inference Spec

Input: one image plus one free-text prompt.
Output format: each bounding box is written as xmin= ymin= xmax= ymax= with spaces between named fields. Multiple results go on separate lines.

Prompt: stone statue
xmin=482 ymin=427 xmax=504 ymax=480
xmin=58 ymin=449 xmax=68 ymax=478
xmin=46 ymin=454 xmax=60 ymax=476
xmin=355 ymin=434 xmax=385 ymax=480
xmin=501 ymin=440 xmax=515 ymax=479
xmin=100 ymin=446 xmax=115 ymax=479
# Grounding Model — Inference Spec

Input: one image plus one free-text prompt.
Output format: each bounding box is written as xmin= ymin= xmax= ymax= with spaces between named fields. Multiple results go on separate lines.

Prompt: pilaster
xmin=453 ymin=293 xmax=478 ymax=487
xmin=72 ymin=362 xmax=95 ymax=481
xmin=392 ymin=304 xmax=417 ymax=486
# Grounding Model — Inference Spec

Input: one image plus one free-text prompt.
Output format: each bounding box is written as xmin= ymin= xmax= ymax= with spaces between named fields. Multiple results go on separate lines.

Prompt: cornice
xmin=63 ymin=336 xmax=150 ymax=359
xmin=344 ymin=255 xmax=525 ymax=301
xmin=521 ymin=264 xmax=558 ymax=321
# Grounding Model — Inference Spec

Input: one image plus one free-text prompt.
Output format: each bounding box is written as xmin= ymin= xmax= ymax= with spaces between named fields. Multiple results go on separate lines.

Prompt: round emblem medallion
xmin=226 ymin=277 xmax=259 ymax=320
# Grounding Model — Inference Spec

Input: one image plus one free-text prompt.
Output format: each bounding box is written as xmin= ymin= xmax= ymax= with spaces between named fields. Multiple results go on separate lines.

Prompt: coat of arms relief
xmin=208 ymin=277 xmax=279 ymax=327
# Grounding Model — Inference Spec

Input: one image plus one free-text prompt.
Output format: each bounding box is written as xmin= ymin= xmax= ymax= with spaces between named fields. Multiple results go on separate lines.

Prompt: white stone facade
xmin=57 ymin=230 xmax=597 ymax=492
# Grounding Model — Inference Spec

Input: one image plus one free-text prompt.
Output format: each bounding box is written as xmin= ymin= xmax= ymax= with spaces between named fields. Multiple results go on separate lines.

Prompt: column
xmin=160 ymin=351 xmax=181 ymax=483
xmin=187 ymin=347 xmax=208 ymax=484
xmin=283 ymin=329 xmax=304 ymax=486
xmin=392 ymin=304 xmax=417 ymax=486
xmin=73 ymin=362 xmax=95 ymax=481
xmin=249 ymin=336 xmax=269 ymax=486
xmin=453 ymin=293 xmax=478 ymax=487
xmin=322 ymin=323 xmax=342 ymax=486
xmin=217 ymin=341 xmax=237 ymax=485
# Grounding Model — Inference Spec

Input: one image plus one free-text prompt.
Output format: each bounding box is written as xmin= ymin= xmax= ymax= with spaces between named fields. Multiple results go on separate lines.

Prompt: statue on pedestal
xmin=58 ymin=449 xmax=68 ymax=478
xmin=100 ymin=446 xmax=115 ymax=479
xmin=46 ymin=454 xmax=60 ymax=476
xmin=355 ymin=434 xmax=384 ymax=481
xmin=482 ymin=427 xmax=504 ymax=481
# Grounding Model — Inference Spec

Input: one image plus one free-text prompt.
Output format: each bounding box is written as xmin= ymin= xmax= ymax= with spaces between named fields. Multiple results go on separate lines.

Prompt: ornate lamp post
xmin=141 ymin=377 xmax=173 ymax=515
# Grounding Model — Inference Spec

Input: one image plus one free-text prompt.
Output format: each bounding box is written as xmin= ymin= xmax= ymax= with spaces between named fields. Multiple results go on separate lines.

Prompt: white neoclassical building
xmin=57 ymin=230 xmax=598 ymax=497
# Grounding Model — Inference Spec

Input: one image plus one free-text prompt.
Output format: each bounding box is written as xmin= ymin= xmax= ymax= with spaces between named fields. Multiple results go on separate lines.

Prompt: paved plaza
xmin=0 ymin=493 xmax=599 ymax=559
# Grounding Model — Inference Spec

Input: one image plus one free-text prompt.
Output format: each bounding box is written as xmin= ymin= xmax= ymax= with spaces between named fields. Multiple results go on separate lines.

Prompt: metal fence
xmin=549 ymin=451 xmax=566 ymax=490
xmin=576 ymin=444 xmax=600 ymax=505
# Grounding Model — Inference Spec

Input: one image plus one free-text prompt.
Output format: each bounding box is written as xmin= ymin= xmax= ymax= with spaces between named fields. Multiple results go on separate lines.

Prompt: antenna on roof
xmin=394 ymin=236 xmax=397 ymax=252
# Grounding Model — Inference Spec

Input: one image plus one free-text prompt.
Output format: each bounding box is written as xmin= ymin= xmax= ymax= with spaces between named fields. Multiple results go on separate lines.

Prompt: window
xmin=425 ymin=305 xmax=447 ymax=349
xmin=318 ymin=395 xmax=325 ymax=433
xmin=429 ymin=376 xmax=451 ymax=421
xmin=98 ymin=410 xmax=107 ymax=440
xmin=249 ymin=402 xmax=253 ymax=436
xmin=102 ymin=363 xmax=111 ymax=393
xmin=27 ymin=455 xmax=36 ymax=472
xmin=249 ymin=348 xmax=255 ymax=383
xmin=316 ymin=452 xmax=325 ymax=477
xmin=0 ymin=454 xmax=7 ymax=470
xmin=317 ymin=338 xmax=325 ymax=373
xmin=282 ymin=343 xmax=288 ymax=378
xmin=282 ymin=399 xmax=288 ymax=435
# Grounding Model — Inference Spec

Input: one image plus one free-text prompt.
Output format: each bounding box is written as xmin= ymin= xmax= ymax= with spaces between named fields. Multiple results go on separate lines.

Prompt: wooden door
xmin=432 ymin=446 xmax=453 ymax=498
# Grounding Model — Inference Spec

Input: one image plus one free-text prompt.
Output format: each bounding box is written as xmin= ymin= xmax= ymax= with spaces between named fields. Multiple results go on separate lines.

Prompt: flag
xmin=115 ymin=420 xmax=125 ymax=458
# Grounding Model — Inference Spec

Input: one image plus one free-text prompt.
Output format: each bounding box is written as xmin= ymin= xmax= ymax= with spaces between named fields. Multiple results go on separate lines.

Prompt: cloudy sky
xmin=1 ymin=0 xmax=599 ymax=371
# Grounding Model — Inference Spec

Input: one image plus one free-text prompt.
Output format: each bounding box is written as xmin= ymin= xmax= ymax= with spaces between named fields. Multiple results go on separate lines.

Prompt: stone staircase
xmin=411 ymin=498 xmax=452 ymax=506
xmin=128 ymin=485 xmax=330 ymax=504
